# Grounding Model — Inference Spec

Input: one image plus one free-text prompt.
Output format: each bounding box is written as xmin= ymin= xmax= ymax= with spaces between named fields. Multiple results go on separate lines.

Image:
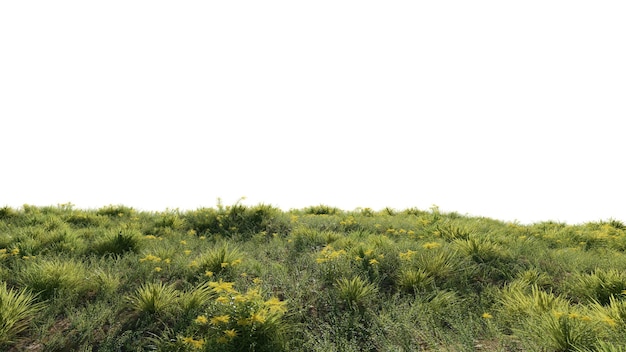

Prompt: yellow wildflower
xmin=231 ymin=259 xmax=242 ymax=266
xmin=422 ymin=242 xmax=441 ymax=250
xmin=209 ymin=279 xmax=236 ymax=293
xmin=482 ymin=312 xmax=493 ymax=319
xmin=180 ymin=240 xmax=187 ymax=245
xmin=252 ymin=278 xmax=263 ymax=284
xmin=210 ymin=315 xmax=230 ymax=325
xmin=250 ymin=311 xmax=266 ymax=324
xmin=553 ymin=311 xmax=564 ymax=319
xmin=139 ymin=254 xmax=161 ymax=262
xmin=181 ymin=337 xmax=205 ymax=349
xmin=194 ymin=315 xmax=208 ymax=325
xmin=245 ymin=288 xmax=262 ymax=300
xmin=216 ymin=296 xmax=230 ymax=304
xmin=399 ymin=250 xmax=416 ymax=260
xmin=369 ymin=259 xmax=379 ymax=265
xmin=603 ymin=317 xmax=617 ymax=327
xmin=153 ymin=267 xmax=162 ymax=272
xmin=221 ymin=262 xmax=229 ymax=268
xmin=184 ymin=250 xmax=192 ymax=255
xmin=224 ymin=329 xmax=237 ymax=338
xmin=265 ymin=297 xmax=287 ymax=314
xmin=205 ymin=271 xmax=214 ymax=277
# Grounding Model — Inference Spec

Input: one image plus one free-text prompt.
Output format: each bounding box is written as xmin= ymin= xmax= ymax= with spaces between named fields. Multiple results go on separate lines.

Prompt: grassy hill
xmin=1 ymin=202 xmax=626 ymax=351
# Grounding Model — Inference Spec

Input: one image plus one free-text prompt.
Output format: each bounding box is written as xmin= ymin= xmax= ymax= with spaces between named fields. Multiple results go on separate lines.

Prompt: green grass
xmin=0 ymin=203 xmax=625 ymax=351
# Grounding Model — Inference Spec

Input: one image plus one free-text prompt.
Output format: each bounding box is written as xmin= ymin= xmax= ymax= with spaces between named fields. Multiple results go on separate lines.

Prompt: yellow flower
xmin=180 ymin=240 xmax=187 ymax=245
xmin=216 ymin=296 xmax=230 ymax=304
xmin=153 ymin=267 xmax=162 ymax=272
xmin=221 ymin=262 xmax=229 ymax=268
xmin=369 ymin=259 xmax=379 ymax=265
xmin=181 ymin=337 xmax=205 ymax=349
xmin=265 ymin=297 xmax=287 ymax=314
xmin=144 ymin=235 xmax=157 ymax=239
xmin=482 ymin=312 xmax=493 ymax=319
xmin=205 ymin=271 xmax=214 ymax=277
xmin=210 ymin=315 xmax=230 ymax=325
xmin=188 ymin=260 xmax=199 ymax=268
xmin=184 ymin=250 xmax=192 ymax=255
xmin=399 ymin=250 xmax=417 ymax=260
xmin=224 ymin=329 xmax=237 ymax=339
xmin=194 ymin=315 xmax=208 ymax=325
xmin=139 ymin=254 xmax=161 ymax=262
xmin=422 ymin=242 xmax=441 ymax=250
xmin=252 ymin=278 xmax=263 ymax=285
xmin=231 ymin=259 xmax=242 ymax=266
xmin=602 ymin=317 xmax=617 ymax=327
xmin=209 ymin=279 xmax=236 ymax=294
xmin=553 ymin=311 xmax=564 ymax=319
xmin=164 ymin=258 xmax=171 ymax=264
xmin=250 ymin=311 xmax=266 ymax=324
xmin=245 ymin=288 xmax=262 ymax=300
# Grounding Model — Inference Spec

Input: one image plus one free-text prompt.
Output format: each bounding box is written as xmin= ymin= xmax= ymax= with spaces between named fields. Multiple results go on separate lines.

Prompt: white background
xmin=1 ymin=1 xmax=624 ymax=224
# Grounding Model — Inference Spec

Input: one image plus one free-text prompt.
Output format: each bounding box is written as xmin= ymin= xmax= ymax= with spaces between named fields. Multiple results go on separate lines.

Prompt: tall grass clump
xmin=0 ymin=282 xmax=44 ymax=346
xmin=498 ymin=284 xmax=600 ymax=351
xmin=127 ymin=282 xmax=180 ymax=317
xmin=335 ymin=276 xmax=377 ymax=310
xmin=92 ymin=229 xmax=143 ymax=256
xmin=193 ymin=243 xmax=244 ymax=279
xmin=566 ymin=269 xmax=626 ymax=305
xmin=17 ymin=258 xmax=95 ymax=300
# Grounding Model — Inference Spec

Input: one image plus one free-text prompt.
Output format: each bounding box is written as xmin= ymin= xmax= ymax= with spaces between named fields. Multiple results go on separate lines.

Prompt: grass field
xmin=1 ymin=201 xmax=626 ymax=351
